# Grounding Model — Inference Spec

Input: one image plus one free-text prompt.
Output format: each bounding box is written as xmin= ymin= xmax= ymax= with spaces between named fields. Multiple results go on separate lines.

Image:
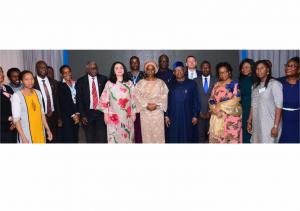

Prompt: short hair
xmin=59 ymin=65 xmax=72 ymax=74
xmin=86 ymin=61 xmax=97 ymax=67
xmin=288 ymin=56 xmax=300 ymax=65
xmin=216 ymin=62 xmax=233 ymax=78
xmin=35 ymin=60 xmax=47 ymax=71
xmin=109 ymin=61 xmax=130 ymax=84
xmin=19 ymin=70 xmax=34 ymax=81
xmin=185 ymin=55 xmax=197 ymax=62
xmin=239 ymin=58 xmax=255 ymax=80
xmin=200 ymin=60 xmax=211 ymax=68
xmin=158 ymin=54 xmax=169 ymax=62
xmin=7 ymin=67 xmax=21 ymax=78
xmin=129 ymin=56 xmax=140 ymax=63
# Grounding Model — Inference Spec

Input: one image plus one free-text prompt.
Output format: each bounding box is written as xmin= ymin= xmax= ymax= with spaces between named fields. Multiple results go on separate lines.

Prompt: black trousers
xmin=61 ymin=117 xmax=79 ymax=143
xmin=83 ymin=110 xmax=107 ymax=143
xmin=198 ymin=118 xmax=209 ymax=143
xmin=1 ymin=127 xmax=17 ymax=143
xmin=46 ymin=111 xmax=58 ymax=143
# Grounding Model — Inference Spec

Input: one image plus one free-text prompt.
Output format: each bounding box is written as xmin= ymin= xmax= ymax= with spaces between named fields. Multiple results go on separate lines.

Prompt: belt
xmin=282 ymin=107 xmax=300 ymax=111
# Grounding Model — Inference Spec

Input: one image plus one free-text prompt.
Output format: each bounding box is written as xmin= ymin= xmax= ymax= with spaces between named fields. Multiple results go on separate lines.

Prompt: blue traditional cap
xmin=172 ymin=61 xmax=185 ymax=70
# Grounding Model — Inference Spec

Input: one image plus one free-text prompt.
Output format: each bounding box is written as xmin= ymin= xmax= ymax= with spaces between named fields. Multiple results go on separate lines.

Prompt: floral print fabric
xmin=209 ymin=80 xmax=242 ymax=143
xmin=99 ymin=80 xmax=137 ymax=143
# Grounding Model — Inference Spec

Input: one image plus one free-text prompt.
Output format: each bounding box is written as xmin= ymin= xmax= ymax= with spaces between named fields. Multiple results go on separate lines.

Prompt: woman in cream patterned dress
xmin=135 ymin=61 xmax=169 ymax=143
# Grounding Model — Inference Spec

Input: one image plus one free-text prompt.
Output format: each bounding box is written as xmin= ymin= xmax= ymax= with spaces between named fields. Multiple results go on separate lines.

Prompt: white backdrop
xmin=0 ymin=50 xmax=63 ymax=83
xmin=2 ymin=50 xmax=299 ymax=82
xmin=244 ymin=50 xmax=300 ymax=78
xmin=0 ymin=50 xmax=24 ymax=83
xmin=22 ymin=50 xmax=63 ymax=80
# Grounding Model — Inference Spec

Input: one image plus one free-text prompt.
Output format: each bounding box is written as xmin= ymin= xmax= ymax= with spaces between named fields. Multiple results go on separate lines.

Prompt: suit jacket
xmin=194 ymin=74 xmax=217 ymax=114
xmin=58 ymin=82 xmax=78 ymax=121
xmin=75 ymin=74 xmax=108 ymax=118
xmin=128 ymin=71 xmax=144 ymax=85
xmin=33 ymin=77 xmax=61 ymax=120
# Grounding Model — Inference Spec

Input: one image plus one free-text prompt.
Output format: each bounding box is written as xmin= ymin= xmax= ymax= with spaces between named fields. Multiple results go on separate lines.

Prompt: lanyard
xmin=132 ymin=74 xmax=139 ymax=85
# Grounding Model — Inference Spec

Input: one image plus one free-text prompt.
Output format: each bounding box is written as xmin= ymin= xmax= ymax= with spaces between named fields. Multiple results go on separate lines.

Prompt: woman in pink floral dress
xmin=208 ymin=62 xmax=242 ymax=143
xmin=99 ymin=62 xmax=137 ymax=143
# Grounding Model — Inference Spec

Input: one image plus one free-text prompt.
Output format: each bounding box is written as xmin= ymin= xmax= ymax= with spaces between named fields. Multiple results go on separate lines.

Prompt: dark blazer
xmin=0 ymin=85 xmax=14 ymax=129
xmin=58 ymin=82 xmax=78 ymax=120
xmin=75 ymin=74 xmax=108 ymax=118
xmin=194 ymin=74 xmax=217 ymax=114
xmin=33 ymin=76 xmax=61 ymax=120
xmin=128 ymin=71 xmax=144 ymax=85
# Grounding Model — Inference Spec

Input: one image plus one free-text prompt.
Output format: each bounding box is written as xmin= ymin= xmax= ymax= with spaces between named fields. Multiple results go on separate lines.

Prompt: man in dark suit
xmin=156 ymin=54 xmax=174 ymax=87
xmin=33 ymin=60 xmax=62 ymax=143
xmin=194 ymin=60 xmax=217 ymax=143
xmin=185 ymin=55 xmax=201 ymax=80
xmin=75 ymin=61 xmax=108 ymax=143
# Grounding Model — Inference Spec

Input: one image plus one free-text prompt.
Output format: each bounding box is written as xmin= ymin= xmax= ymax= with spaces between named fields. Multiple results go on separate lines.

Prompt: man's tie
xmin=204 ymin=77 xmax=209 ymax=94
xmin=42 ymin=79 xmax=53 ymax=117
xmin=92 ymin=77 xmax=98 ymax=110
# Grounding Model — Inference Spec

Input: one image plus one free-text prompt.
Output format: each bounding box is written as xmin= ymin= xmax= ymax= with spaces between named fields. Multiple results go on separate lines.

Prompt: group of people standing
xmin=0 ymin=54 xmax=299 ymax=144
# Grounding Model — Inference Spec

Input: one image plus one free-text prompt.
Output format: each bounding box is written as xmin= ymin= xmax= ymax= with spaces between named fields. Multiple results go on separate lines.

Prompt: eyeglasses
xmin=285 ymin=64 xmax=299 ymax=68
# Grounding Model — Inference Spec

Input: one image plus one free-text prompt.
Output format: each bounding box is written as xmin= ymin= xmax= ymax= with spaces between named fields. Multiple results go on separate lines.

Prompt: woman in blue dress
xmin=278 ymin=57 xmax=300 ymax=143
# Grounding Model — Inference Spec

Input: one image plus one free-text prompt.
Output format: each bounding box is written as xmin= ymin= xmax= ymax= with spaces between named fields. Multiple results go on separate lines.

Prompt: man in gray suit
xmin=194 ymin=61 xmax=217 ymax=143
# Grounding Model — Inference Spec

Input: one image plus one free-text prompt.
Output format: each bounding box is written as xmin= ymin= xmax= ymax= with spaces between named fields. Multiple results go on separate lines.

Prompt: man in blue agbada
xmin=165 ymin=61 xmax=201 ymax=143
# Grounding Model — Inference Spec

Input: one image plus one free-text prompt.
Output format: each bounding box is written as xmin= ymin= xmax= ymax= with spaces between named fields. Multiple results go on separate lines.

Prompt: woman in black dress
xmin=0 ymin=67 xmax=17 ymax=143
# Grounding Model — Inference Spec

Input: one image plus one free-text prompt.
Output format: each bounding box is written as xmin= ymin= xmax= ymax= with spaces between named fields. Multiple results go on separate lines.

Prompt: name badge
xmin=258 ymin=87 xmax=266 ymax=93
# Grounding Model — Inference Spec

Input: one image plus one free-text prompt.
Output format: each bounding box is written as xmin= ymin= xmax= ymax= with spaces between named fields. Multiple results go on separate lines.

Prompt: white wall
xmin=243 ymin=50 xmax=300 ymax=78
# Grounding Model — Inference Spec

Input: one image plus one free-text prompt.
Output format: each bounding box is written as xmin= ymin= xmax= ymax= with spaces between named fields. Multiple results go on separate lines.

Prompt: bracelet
xmin=273 ymin=124 xmax=278 ymax=129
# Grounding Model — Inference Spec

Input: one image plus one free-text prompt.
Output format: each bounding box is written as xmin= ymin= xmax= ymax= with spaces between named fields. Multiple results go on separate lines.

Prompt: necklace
xmin=31 ymin=97 xmax=37 ymax=112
